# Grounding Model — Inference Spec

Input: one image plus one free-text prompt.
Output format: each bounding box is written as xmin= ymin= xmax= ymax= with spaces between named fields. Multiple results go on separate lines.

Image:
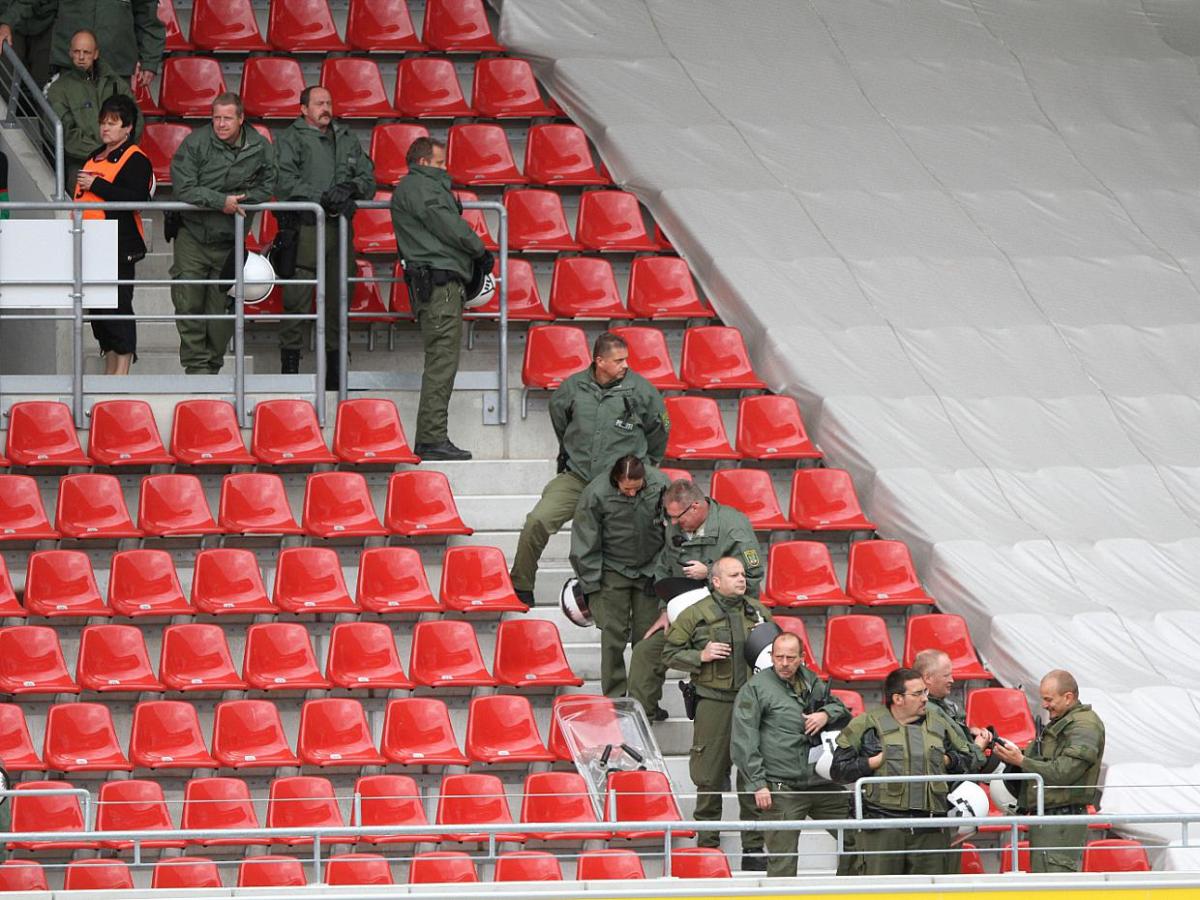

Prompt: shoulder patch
xmin=743 ymin=548 xmax=761 ymax=570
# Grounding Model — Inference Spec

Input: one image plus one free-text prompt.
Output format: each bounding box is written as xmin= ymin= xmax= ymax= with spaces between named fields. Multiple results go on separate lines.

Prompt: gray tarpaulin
xmin=502 ymin=0 xmax=1200 ymax=853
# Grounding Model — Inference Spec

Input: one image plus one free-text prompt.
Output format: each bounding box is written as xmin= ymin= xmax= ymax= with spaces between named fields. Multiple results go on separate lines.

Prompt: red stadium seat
xmin=626 ymin=255 xmax=711 ymax=319
xmin=605 ymin=770 xmax=691 ymax=840
xmin=710 ymin=468 xmax=795 ymax=530
xmin=387 ymin=261 xmax=415 ymax=318
xmin=160 ymin=623 xmax=248 ymax=691
xmin=966 ymin=688 xmax=1036 ymax=748
xmin=246 ymin=207 xmax=279 ymax=253
xmin=43 ymin=702 xmax=132 ymax=771
xmin=0 ymin=475 xmax=59 ymax=541
xmin=321 ymin=57 xmax=393 ymax=118
xmin=352 ymin=774 xmax=438 ymax=844
xmin=456 ymin=189 xmax=498 ymax=250
xmin=138 ymin=473 xmax=221 ymax=536
xmin=267 ymin=0 xmax=345 ymax=50
xmin=159 ymin=56 xmax=228 ymax=117
xmin=301 ymin=472 xmax=385 ymax=539
xmin=182 ymin=778 xmax=269 ymax=846
xmin=680 ymin=326 xmax=767 ymax=390
xmin=472 ymin=58 xmax=553 ymax=117
xmin=0 ymin=557 xmax=19 ymax=616
xmin=129 ymin=700 xmax=218 ymax=769
xmin=266 ymin=776 xmax=353 ymax=845
xmin=495 ymin=850 xmax=563 ymax=881
xmin=76 ymin=624 xmax=165 ymax=692
xmin=903 ymin=613 xmax=992 ymax=680
xmin=108 ymin=548 xmax=192 ymax=616
xmin=505 ymin=189 xmax=581 ymax=252
xmin=847 ymin=540 xmax=932 ymax=607
xmin=422 ymin=0 xmax=503 ymax=52
xmin=524 ymin=124 xmax=608 ymax=186
xmin=465 ymin=694 xmax=554 ymax=764
xmin=736 ymin=394 xmax=820 ymax=461
xmin=773 ymin=616 xmax=827 ymax=677
xmin=470 ymin=257 xmax=553 ymax=320
xmin=664 ymin=396 xmax=740 ymax=460
xmin=241 ymin=56 xmax=304 ymax=118
xmin=5 ymin=400 xmax=91 ymax=466
xmin=298 ymin=697 xmax=385 ymax=767
xmin=333 ymin=397 xmax=420 ymax=464
xmin=251 ymin=399 xmax=336 ymax=465
xmin=395 ymin=57 xmax=475 ymax=118
xmin=381 ymin=698 xmax=468 ymax=766
xmin=9 ymin=781 xmax=97 ymax=850
xmin=350 ymin=259 xmax=391 ymax=324
xmin=823 ymin=615 xmax=899 ymax=682
xmin=547 ymin=694 xmax=622 ymax=762
xmin=97 ymin=780 xmax=184 ymax=850
xmin=577 ymin=849 xmax=646 ymax=880
xmin=831 ymin=688 xmax=865 ymax=718
xmin=439 ymin=545 xmax=526 ymax=613
xmin=152 ymin=858 xmax=221 ymax=890
xmin=190 ymin=547 xmax=276 ymax=614
xmin=353 ymin=190 xmax=398 ymax=254
xmin=158 ymin=0 xmax=192 ymax=50
xmin=212 ymin=699 xmax=299 ymax=768
xmin=189 ymin=0 xmax=268 ymax=49
xmin=0 ymin=704 xmax=44 ymax=770
xmin=55 ymin=473 xmax=142 ymax=539
xmin=326 ymin=853 xmax=393 ymax=886
xmin=448 ymin=124 xmax=528 ymax=186
xmin=24 ymin=549 xmax=111 ymax=617
xmin=760 ymin=541 xmax=851 ymax=609
xmin=520 ymin=771 xmax=611 ymax=841
xmin=356 ymin=546 xmax=441 ymax=613
xmin=436 ymin=773 xmax=524 ymax=843
xmin=327 ymin=621 xmax=413 ymax=690
xmin=1083 ymin=839 xmax=1151 ymax=872
xmin=0 ymin=860 xmax=46 ymax=891
xmin=549 ymin=256 xmax=628 ymax=319
xmin=493 ymin=619 xmax=583 ymax=687
xmin=999 ymin=840 xmax=1032 ymax=874
xmin=408 ymin=620 xmax=495 ymax=688
xmin=670 ymin=848 xmax=732 ymax=878
xmin=384 ymin=470 xmax=472 ymax=536
xmin=243 ymin=622 xmax=331 ymax=690
xmin=64 ymin=860 xmax=133 ymax=891
xmin=369 ymin=123 xmax=430 ymax=185
xmin=346 ymin=0 xmax=425 ymax=51
xmin=238 ymin=855 xmax=307 ymax=887
xmin=611 ymin=326 xmax=684 ymax=390
xmin=0 ymin=625 xmax=80 ymax=694
xmin=218 ymin=473 xmax=303 ymax=535
xmin=409 ymin=851 xmax=478 ymax=884
xmin=576 ymin=191 xmax=659 ymax=252
xmin=134 ymin=77 xmax=164 ymax=116
xmin=170 ymin=399 xmax=254 ymax=465
xmin=522 ymin=325 xmax=590 ymax=389
xmin=86 ymin=398 xmax=173 ymax=465
xmin=790 ymin=469 xmax=876 ymax=533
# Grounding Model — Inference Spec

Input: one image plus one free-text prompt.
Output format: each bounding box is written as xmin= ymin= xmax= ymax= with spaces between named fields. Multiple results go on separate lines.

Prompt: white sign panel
xmin=0 ymin=219 xmax=119 ymax=308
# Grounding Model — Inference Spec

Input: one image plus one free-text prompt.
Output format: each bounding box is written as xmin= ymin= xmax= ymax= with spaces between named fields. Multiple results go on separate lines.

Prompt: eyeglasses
xmin=665 ymin=502 xmax=696 ymax=523
xmin=902 ymin=689 xmax=929 ymax=698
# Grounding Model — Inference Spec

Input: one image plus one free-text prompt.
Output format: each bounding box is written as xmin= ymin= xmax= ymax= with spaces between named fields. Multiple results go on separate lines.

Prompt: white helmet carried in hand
xmin=227 ymin=251 xmax=276 ymax=303
xmin=666 ymin=586 xmax=709 ymax=624
xmin=813 ymin=730 xmax=840 ymax=782
xmin=464 ymin=272 xmax=496 ymax=309
xmin=559 ymin=577 xmax=593 ymax=628
xmin=947 ymin=781 xmax=989 ymax=835
xmin=988 ymin=763 xmax=1020 ymax=815
xmin=744 ymin=621 xmax=782 ymax=671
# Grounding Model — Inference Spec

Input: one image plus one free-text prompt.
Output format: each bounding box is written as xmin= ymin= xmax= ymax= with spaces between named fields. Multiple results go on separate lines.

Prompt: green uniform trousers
xmin=691 ymin=697 xmax=762 ymax=852
xmin=629 ymin=629 xmax=668 ymax=717
xmin=1029 ymin=821 xmax=1086 ymax=873
xmin=414 ymin=279 xmax=465 ymax=444
xmin=510 ymin=471 xmax=586 ymax=592
xmin=591 ymin=569 xmax=659 ymax=698
xmin=170 ymin=228 xmax=235 ymax=374
xmin=280 ymin=220 xmax=348 ymax=353
xmin=762 ymin=786 xmax=859 ymax=877
xmin=859 ymin=823 xmax=950 ymax=875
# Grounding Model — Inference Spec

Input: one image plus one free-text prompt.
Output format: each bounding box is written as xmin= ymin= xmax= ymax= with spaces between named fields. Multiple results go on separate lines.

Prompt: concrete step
xmin=82 ymin=350 xmax=256 ymax=376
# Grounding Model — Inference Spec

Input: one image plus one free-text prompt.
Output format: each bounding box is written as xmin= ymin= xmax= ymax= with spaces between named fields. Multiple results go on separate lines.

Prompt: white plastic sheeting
xmin=502 ymin=0 xmax=1200 ymax=850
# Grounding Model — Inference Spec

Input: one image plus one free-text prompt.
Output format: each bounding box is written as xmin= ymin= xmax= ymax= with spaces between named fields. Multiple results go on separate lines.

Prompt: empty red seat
xmin=64 ymin=860 xmax=133 ymax=891
xmin=327 ymin=621 xmax=413 ymax=690
xmin=847 ymin=540 xmax=932 ymax=607
xmin=436 ymin=773 xmax=524 ymax=843
xmin=605 ymin=770 xmax=690 ymax=840
xmin=266 ymin=776 xmax=353 ymax=845
xmin=410 ymin=851 xmax=479 ymax=884
xmin=670 ymin=847 xmax=732 ymax=878
xmin=238 ymin=855 xmax=308 ymax=887
xmin=189 ymin=0 xmax=268 ymax=49
xmin=353 ymin=190 xmax=398 ymax=254
xmin=326 ymin=853 xmax=393 ymax=886
xmin=346 ymin=0 xmax=425 ymax=51
xmin=182 ymin=777 xmax=270 ymax=846
xmin=218 ymin=472 xmax=303 ymax=535
xmin=244 ymin=621 xmax=331 ymax=690
xmin=0 ymin=475 xmax=59 ymax=541
xmin=190 ymin=547 xmax=275 ymax=614
xmin=5 ymin=400 xmax=91 ymax=466
xmin=56 ymin=473 xmax=142 ymax=539
xmin=905 ymin=615 xmax=993 ymax=682
xmin=423 ymin=0 xmax=503 ymax=52
xmin=520 ymin=771 xmax=610 ymax=841
xmin=577 ymin=849 xmax=646 ymax=880
xmin=456 ymin=188 xmax=498 ymax=250
xmin=493 ymin=619 xmax=583 ymax=687
xmin=522 ymin=325 xmax=590 ymax=390
xmin=97 ymin=779 xmax=184 ymax=850
xmin=790 ymin=469 xmax=877 ymax=533
xmin=773 ymin=616 xmax=827 ymax=677
xmin=134 ymin=72 xmax=163 ymax=116
xmin=138 ymin=473 xmax=221 ymax=536
xmin=0 ymin=704 xmax=45 ymax=770
xmin=999 ymin=840 xmax=1032 ymax=874
xmin=130 ymin=699 xmax=218 ymax=769
xmin=142 ymin=122 xmax=191 ymax=186
xmin=380 ymin=698 xmax=468 ymax=766
xmin=158 ymin=0 xmax=192 ymax=49
xmin=0 ymin=860 xmax=48 ymax=891
xmin=472 ymin=57 xmax=553 ymax=117
xmin=470 ymin=257 xmax=553 ymax=320
xmin=350 ymin=259 xmax=391 ymax=324
xmin=356 ymin=546 xmax=441 ymax=613
xmin=159 ymin=55 xmax=228 ymax=117
xmin=0 ymin=557 xmax=20 ymax=616
xmin=301 ymin=472 xmax=385 ymax=539
xmin=664 ymin=396 xmax=740 ymax=460
xmin=576 ymin=191 xmax=659 ymax=252
xmin=832 ymin=688 xmax=865 ymax=718
xmin=384 ymin=470 xmax=472 ymax=536
xmin=736 ymin=394 xmax=820 ymax=461
xmin=409 ymin=620 xmax=495 ymax=688
xmin=1083 ymin=838 xmax=1151 ymax=872
xmin=0 ymin=625 xmax=79 ymax=694
xmin=387 ymin=261 xmax=416 ymax=318
xmin=549 ymin=256 xmax=628 ymax=319
xmin=76 ymin=624 xmax=165 ymax=692
xmin=107 ymin=548 xmax=192 ymax=616
xmin=710 ymin=468 xmax=795 ymax=530
xmin=251 ymin=399 xmax=336 ymax=465
xmin=524 ymin=124 xmax=607 ymax=186
xmin=547 ymin=695 xmax=622 ymax=763
xmin=495 ymin=850 xmax=563 ymax=882
xmin=448 ymin=124 xmax=527 ymax=186
xmin=241 ymin=56 xmax=304 ymax=119
xmin=212 ymin=699 xmax=299 ymax=768
xmin=160 ymin=623 xmax=247 ymax=691
xmin=626 ymin=256 xmax=710 ymax=319
xmin=333 ymin=397 xmax=419 ymax=464
xmin=760 ymin=541 xmax=850 ymax=609
xmin=321 ymin=57 xmax=392 ymax=118
xmin=152 ymin=858 xmax=221 ymax=889
xmin=267 ymin=0 xmax=345 ymax=50
xmin=610 ymin=325 xmax=685 ymax=390
xmin=43 ymin=702 xmax=132 ymax=771
xmin=370 ymin=123 xmax=430 ymax=185
xmin=353 ymin=774 xmax=438 ymax=844
xmin=967 ymin=688 xmax=1036 ymax=748
xmin=395 ymin=57 xmax=475 ymax=118
xmin=465 ymin=694 xmax=553 ymax=765
xmin=823 ymin=615 xmax=898 ymax=682
xmin=439 ymin=545 xmax=526 ymax=613
xmin=9 ymin=781 xmax=97 ymax=851
xmin=504 ymin=189 xmax=581 ymax=251
xmin=298 ymin=698 xmax=385 ymax=767
xmin=24 ymin=549 xmax=111 ymax=617
xmin=680 ymin=326 xmax=767 ymax=390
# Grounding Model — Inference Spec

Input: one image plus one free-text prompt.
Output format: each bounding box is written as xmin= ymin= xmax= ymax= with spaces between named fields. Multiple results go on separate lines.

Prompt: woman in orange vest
xmin=74 ymin=93 xmax=154 ymax=376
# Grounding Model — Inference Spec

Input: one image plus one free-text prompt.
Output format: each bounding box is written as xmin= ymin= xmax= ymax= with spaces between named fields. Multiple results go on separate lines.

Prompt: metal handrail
xmin=0 ymin=42 xmax=65 ymax=199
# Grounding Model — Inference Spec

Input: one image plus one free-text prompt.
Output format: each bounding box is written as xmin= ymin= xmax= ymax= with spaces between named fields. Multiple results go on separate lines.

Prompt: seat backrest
xmin=710 ymin=468 xmax=787 ymax=524
xmin=159 ymin=56 xmax=228 ymax=115
xmin=241 ymin=56 xmax=305 ymax=118
xmin=353 ymin=774 xmax=428 ymax=827
xmin=408 ymin=851 xmax=478 ymax=884
xmin=436 ymin=773 xmax=513 ymax=824
xmin=6 ymin=401 xmax=89 ymax=465
xmin=966 ymin=688 xmax=1036 ymax=746
xmin=267 ymin=775 xmax=343 ymax=827
xmin=182 ymin=777 xmax=260 ymax=829
xmin=356 ymin=546 xmax=438 ymax=612
xmin=189 ymin=0 xmax=267 ymax=49
xmin=152 ymin=858 xmax=222 ymax=890
xmin=190 ymin=547 xmax=272 ymax=613
xmin=346 ymin=0 xmax=424 ymax=50
xmin=422 ymin=0 xmax=503 ymax=51
xmin=88 ymin=398 xmax=173 ymax=465
xmin=239 ymin=855 xmax=308 ymax=887
xmin=524 ymin=124 xmax=605 ymax=186
xmin=266 ymin=0 xmax=344 ymax=50
xmin=521 ymin=771 xmax=597 ymax=824
xmin=369 ymin=123 xmax=430 ymax=184
xmin=64 ymin=860 xmax=134 ymax=891
xmin=1083 ymin=838 xmax=1151 ymax=872
xmin=325 ymin=853 xmax=393 ymax=886
xmin=522 ymin=325 xmax=590 ymax=388
xmin=495 ymin=851 xmax=562 ymax=882
xmin=218 ymin=472 xmax=300 ymax=534
xmin=577 ymin=849 xmax=646 ymax=880
xmin=472 ymin=57 xmax=549 ymax=116
xmin=97 ymin=779 xmax=174 ymax=831
xmin=395 ymin=57 xmax=474 ymax=117
xmin=576 ymin=190 xmax=655 ymax=251
xmin=320 ymin=57 xmax=392 ymax=117
xmin=11 ymin=780 xmax=85 ymax=833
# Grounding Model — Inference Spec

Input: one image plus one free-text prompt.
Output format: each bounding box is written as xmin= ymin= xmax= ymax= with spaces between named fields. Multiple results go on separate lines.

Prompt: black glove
xmin=319 ymin=182 xmax=359 ymax=218
xmin=860 ymin=726 xmax=882 ymax=759
xmin=556 ymin=446 xmax=569 ymax=474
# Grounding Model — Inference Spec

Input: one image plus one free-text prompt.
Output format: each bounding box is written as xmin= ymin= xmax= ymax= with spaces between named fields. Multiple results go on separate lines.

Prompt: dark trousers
xmin=91 ymin=259 xmax=137 ymax=356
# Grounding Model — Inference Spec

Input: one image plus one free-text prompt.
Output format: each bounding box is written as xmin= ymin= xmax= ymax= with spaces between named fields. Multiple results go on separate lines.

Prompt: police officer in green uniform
xmin=628 ymin=479 xmax=764 ymax=722
xmin=390 ymin=136 xmax=487 ymax=461
xmin=733 ymin=631 xmax=858 ymax=877
xmin=275 ymin=85 xmax=374 ymax=387
xmin=831 ymin=667 xmax=977 ymax=876
xmin=169 ymin=93 xmax=275 ymax=375
xmin=663 ymin=556 xmax=770 ymax=868
xmin=510 ymin=331 xmax=668 ymax=603
xmin=0 ymin=0 xmax=55 ymax=88
xmin=569 ymin=454 xmax=669 ymax=697
xmin=993 ymin=669 xmax=1105 ymax=873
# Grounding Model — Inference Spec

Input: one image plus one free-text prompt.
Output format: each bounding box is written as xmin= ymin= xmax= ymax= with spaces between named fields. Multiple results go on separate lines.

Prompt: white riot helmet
xmin=813 ymin=730 xmax=840 ymax=782
xmin=666 ymin=586 xmax=709 ymax=624
xmin=464 ymin=272 xmax=496 ymax=309
xmin=228 ymin=251 xmax=276 ymax=303
xmin=744 ymin=621 xmax=782 ymax=672
xmin=947 ymin=782 xmax=989 ymax=835
xmin=559 ymin=577 xmax=593 ymax=628
xmin=988 ymin=763 xmax=1020 ymax=815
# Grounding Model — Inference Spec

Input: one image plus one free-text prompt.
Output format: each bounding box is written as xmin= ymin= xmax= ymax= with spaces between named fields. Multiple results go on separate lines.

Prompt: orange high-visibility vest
xmin=74 ymin=143 xmax=146 ymax=240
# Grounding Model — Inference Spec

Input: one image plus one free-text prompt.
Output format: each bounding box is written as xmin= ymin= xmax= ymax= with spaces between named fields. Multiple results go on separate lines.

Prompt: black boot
xmin=325 ymin=350 xmax=340 ymax=391
xmin=280 ymin=349 xmax=301 ymax=374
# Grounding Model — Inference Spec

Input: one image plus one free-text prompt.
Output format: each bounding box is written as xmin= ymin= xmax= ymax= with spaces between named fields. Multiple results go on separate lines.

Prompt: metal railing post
xmin=53 ymin=120 xmax=65 ymax=201
xmin=233 ymin=222 xmax=246 ymax=426
xmin=314 ymin=217 xmax=326 ymax=425
xmin=312 ymin=834 xmax=323 ymax=884
xmin=70 ymin=208 xmax=84 ymax=426
xmin=663 ymin=824 xmax=673 ymax=876
xmin=338 ymin=214 xmax=349 ymax=404
xmin=497 ymin=205 xmax=509 ymax=424
xmin=1009 ymin=822 xmax=1020 ymax=873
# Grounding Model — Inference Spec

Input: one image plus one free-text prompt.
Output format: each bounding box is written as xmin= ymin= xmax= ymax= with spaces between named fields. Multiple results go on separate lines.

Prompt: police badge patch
xmin=743 ymin=548 xmax=760 ymax=569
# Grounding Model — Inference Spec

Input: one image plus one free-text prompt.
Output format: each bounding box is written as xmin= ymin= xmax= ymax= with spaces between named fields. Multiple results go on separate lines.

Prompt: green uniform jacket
xmin=732 ymin=664 xmax=849 ymax=791
xmin=46 ymin=59 xmax=138 ymax=162
xmin=390 ymin=163 xmax=482 ymax=280
xmin=274 ymin=116 xmax=374 ymax=223
xmin=654 ymin=498 xmax=764 ymax=595
xmin=0 ymin=0 xmax=52 ymax=35
xmin=662 ymin=590 xmax=772 ymax=702
xmin=570 ymin=465 xmax=670 ymax=594
xmin=170 ymin=124 xmax=276 ymax=245
xmin=550 ymin=366 xmax=668 ymax=484
xmin=927 ymin=694 xmax=986 ymax=771
xmin=831 ymin=707 xmax=976 ymax=814
xmin=5 ymin=0 xmax=165 ymax=77
xmin=1016 ymin=702 xmax=1105 ymax=811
